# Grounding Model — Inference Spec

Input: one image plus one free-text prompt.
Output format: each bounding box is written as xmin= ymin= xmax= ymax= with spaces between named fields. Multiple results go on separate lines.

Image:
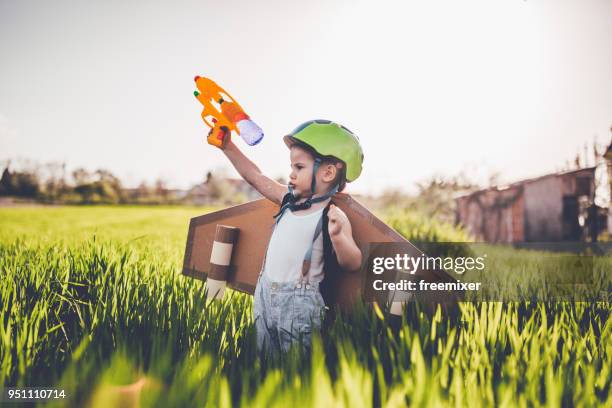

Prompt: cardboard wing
xmin=182 ymin=193 xmax=456 ymax=309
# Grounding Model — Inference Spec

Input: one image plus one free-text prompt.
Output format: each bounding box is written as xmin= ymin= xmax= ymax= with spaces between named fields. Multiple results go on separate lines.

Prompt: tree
xmin=413 ymin=173 xmax=480 ymax=224
xmin=0 ymin=167 xmax=13 ymax=195
xmin=12 ymin=171 xmax=40 ymax=197
xmin=154 ymin=178 xmax=169 ymax=201
xmin=41 ymin=162 xmax=68 ymax=201
xmin=72 ymin=168 xmax=92 ymax=186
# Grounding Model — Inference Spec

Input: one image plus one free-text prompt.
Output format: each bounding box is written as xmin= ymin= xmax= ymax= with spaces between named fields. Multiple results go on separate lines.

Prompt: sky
xmin=1 ymin=0 xmax=611 ymax=195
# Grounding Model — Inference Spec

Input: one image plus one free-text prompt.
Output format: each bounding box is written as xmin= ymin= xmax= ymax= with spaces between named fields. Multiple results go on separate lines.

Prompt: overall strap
xmin=300 ymin=214 xmax=324 ymax=281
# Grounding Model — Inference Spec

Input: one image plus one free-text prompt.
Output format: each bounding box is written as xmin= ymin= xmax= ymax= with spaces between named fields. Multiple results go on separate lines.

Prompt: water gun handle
xmin=207 ymin=123 xmax=230 ymax=149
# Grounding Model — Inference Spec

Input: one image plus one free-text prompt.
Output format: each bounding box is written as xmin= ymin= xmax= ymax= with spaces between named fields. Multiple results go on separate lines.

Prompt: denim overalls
xmin=253 ymin=271 xmax=326 ymax=357
xmin=253 ymin=207 xmax=328 ymax=357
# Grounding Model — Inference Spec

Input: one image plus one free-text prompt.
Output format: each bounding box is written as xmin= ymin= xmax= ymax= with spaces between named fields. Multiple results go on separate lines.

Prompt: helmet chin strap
xmin=274 ymin=158 xmax=339 ymax=222
xmin=310 ymin=158 xmax=321 ymax=197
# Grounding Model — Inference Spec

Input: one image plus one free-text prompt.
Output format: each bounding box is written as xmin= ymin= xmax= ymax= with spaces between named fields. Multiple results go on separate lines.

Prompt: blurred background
xmin=1 ymin=0 xmax=611 ymax=241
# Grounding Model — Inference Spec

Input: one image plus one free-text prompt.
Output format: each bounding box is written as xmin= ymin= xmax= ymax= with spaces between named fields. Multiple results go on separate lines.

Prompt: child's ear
xmin=322 ymin=164 xmax=337 ymax=182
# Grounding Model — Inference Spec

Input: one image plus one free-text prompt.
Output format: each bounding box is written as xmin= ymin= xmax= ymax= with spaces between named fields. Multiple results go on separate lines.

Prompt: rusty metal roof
xmin=455 ymin=166 xmax=596 ymax=199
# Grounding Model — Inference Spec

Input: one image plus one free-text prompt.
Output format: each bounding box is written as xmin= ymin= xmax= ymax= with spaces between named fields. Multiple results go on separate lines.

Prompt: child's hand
xmin=328 ymin=204 xmax=349 ymax=237
xmin=327 ymin=203 xmax=361 ymax=271
xmin=207 ymin=126 xmax=230 ymax=149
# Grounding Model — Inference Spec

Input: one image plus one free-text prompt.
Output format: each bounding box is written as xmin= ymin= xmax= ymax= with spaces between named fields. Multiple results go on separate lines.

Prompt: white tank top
xmin=262 ymin=207 xmax=325 ymax=283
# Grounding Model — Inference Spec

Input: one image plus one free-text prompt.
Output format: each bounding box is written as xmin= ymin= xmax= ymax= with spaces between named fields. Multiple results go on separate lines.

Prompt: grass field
xmin=0 ymin=205 xmax=610 ymax=407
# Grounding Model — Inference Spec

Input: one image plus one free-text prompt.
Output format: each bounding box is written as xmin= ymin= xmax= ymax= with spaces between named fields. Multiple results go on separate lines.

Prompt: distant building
xmin=455 ymin=167 xmax=599 ymax=243
xmin=122 ymin=186 xmax=187 ymax=203
xmin=184 ymin=183 xmax=210 ymax=205
xmin=185 ymin=176 xmax=261 ymax=205
xmin=225 ymin=178 xmax=262 ymax=201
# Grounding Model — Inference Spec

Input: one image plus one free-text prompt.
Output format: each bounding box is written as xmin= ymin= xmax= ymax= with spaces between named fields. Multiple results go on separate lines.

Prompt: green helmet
xmin=283 ymin=119 xmax=364 ymax=182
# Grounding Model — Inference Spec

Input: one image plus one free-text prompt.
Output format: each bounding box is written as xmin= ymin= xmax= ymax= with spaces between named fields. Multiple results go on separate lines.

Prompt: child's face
xmin=288 ymin=146 xmax=316 ymax=197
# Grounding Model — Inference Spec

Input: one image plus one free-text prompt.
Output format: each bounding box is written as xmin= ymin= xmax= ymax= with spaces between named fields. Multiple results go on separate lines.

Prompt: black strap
xmin=318 ymin=204 xmax=339 ymax=307
xmin=273 ymin=184 xmax=339 ymax=223
xmin=300 ymin=214 xmax=324 ymax=279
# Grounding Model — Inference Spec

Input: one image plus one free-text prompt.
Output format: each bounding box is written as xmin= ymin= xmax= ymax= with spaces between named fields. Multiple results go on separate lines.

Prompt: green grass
xmin=0 ymin=205 xmax=216 ymax=254
xmin=0 ymin=206 xmax=610 ymax=407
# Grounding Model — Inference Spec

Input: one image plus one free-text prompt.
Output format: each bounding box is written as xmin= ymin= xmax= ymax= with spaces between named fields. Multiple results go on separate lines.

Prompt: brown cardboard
xmin=182 ymin=193 xmax=456 ymax=308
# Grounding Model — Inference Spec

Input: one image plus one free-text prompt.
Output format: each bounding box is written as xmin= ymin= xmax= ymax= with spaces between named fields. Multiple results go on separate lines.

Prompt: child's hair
xmin=291 ymin=141 xmax=347 ymax=192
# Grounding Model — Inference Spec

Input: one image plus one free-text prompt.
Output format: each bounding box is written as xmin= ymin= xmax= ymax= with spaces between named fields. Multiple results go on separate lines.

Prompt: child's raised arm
xmin=221 ymin=139 xmax=287 ymax=204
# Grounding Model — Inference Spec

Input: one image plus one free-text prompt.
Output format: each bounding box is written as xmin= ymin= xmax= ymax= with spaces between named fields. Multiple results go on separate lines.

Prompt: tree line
xmin=0 ymin=160 xmax=263 ymax=205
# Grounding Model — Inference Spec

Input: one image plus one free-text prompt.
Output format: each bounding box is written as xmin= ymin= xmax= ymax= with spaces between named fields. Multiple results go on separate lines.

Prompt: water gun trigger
xmin=201 ymin=113 xmax=216 ymax=130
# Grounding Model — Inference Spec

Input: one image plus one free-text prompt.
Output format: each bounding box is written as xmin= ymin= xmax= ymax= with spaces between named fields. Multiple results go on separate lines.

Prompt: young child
xmin=216 ymin=119 xmax=364 ymax=357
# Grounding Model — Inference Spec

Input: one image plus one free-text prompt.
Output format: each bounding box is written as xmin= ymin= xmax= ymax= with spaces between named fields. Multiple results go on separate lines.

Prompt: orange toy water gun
xmin=193 ymin=76 xmax=264 ymax=148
